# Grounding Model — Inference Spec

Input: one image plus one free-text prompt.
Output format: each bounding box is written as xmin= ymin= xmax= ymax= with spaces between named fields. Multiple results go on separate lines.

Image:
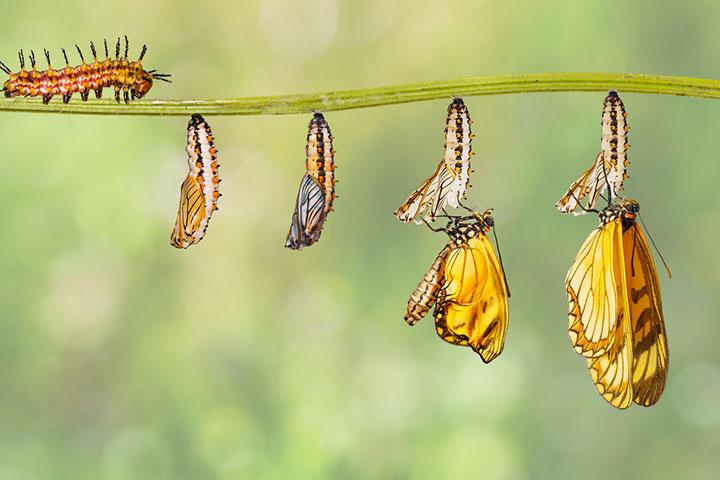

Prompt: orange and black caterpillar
xmin=0 ymin=36 xmax=171 ymax=104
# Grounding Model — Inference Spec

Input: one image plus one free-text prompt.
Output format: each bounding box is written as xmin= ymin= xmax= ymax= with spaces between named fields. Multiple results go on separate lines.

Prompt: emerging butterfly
xmin=404 ymin=210 xmax=509 ymax=363
xmin=565 ymin=199 xmax=669 ymax=408
xmin=557 ymin=91 xmax=629 ymax=215
xmin=285 ymin=112 xmax=336 ymax=250
xmin=395 ymin=97 xmax=474 ymax=223
xmin=170 ymin=113 xmax=221 ymax=249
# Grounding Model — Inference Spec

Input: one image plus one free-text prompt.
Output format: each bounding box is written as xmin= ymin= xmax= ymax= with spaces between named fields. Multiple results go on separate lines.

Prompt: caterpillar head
xmin=131 ymin=69 xmax=154 ymax=99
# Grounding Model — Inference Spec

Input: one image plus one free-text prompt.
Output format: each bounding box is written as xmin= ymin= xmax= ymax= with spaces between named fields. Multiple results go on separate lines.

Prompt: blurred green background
xmin=0 ymin=0 xmax=719 ymax=478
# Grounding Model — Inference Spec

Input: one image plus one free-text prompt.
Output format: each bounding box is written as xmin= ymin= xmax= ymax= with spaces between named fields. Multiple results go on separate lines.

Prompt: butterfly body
xmin=405 ymin=210 xmax=509 ymax=363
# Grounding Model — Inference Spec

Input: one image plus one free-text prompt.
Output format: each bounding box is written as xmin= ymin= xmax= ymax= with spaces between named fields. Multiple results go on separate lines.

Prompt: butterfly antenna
xmin=638 ymin=213 xmax=672 ymax=279
xmin=458 ymin=199 xmax=475 ymax=213
xmin=491 ymin=225 xmax=511 ymax=298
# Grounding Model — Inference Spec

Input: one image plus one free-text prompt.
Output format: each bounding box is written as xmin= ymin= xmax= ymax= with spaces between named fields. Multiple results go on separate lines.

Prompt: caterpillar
xmin=0 ymin=36 xmax=171 ymax=104
xmin=170 ymin=114 xmax=221 ymax=249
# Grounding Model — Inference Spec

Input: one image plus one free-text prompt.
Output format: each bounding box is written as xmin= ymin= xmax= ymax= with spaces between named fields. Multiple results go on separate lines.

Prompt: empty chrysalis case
xmin=394 ymin=97 xmax=474 ymax=224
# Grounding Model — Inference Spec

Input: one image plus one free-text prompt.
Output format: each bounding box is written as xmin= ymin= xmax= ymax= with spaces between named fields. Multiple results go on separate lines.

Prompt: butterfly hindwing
xmin=623 ymin=222 xmax=669 ymax=407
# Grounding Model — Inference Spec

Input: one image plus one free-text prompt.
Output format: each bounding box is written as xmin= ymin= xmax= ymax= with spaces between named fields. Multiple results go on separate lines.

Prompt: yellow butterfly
xmin=565 ymin=199 xmax=668 ymax=408
xmin=405 ymin=210 xmax=509 ymax=363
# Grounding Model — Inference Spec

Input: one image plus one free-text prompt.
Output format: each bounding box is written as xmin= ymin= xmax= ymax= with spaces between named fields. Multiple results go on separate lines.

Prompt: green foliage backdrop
xmin=0 ymin=1 xmax=718 ymax=479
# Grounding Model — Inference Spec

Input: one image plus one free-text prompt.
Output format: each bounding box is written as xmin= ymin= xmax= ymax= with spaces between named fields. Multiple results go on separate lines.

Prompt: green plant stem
xmin=2 ymin=72 xmax=719 ymax=116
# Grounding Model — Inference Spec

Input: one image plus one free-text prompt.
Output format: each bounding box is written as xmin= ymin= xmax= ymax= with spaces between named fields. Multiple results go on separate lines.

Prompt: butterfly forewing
xmin=565 ymin=219 xmax=625 ymax=357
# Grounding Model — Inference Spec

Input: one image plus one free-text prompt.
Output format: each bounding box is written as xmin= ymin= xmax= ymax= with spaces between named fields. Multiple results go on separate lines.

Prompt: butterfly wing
xmin=285 ymin=173 xmax=327 ymax=250
xmin=623 ymin=222 xmax=668 ymax=406
xmin=556 ymin=152 xmax=611 ymax=215
xmin=395 ymin=161 xmax=457 ymax=224
xmin=567 ymin=218 xmax=634 ymax=408
xmin=405 ymin=245 xmax=451 ymax=325
xmin=434 ymin=235 xmax=509 ymax=363
xmin=565 ymin=219 xmax=627 ymax=357
xmin=170 ymin=175 xmax=206 ymax=249
xmin=585 ymin=314 xmax=634 ymax=409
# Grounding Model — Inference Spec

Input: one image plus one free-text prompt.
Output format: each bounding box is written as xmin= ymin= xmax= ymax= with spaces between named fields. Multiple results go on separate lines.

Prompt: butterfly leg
xmin=458 ymin=199 xmax=474 ymax=213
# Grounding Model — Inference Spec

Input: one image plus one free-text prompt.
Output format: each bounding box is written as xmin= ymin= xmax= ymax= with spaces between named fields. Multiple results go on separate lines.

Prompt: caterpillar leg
xmin=62 ymin=93 xmax=72 ymax=104
xmin=114 ymin=87 xmax=121 ymax=103
xmin=42 ymin=93 xmax=53 ymax=104
xmin=94 ymin=88 xmax=102 ymax=99
xmin=123 ymin=89 xmax=130 ymax=104
xmin=80 ymin=90 xmax=89 ymax=101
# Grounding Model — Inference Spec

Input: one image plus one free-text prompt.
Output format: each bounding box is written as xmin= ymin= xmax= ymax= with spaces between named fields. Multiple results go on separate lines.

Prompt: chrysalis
xmin=170 ymin=113 xmax=220 ymax=249
xmin=556 ymin=91 xmax=629 ymax=214
xmin=285 ymin=112 xmax=336 ymax=250
xmin=394 ymin=97 xmax=473 ymax=223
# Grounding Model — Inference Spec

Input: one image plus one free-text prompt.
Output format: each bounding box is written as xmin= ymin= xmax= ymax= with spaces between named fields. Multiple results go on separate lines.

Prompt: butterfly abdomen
xmin=405 ymin=246 xmax=450 ymax=325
